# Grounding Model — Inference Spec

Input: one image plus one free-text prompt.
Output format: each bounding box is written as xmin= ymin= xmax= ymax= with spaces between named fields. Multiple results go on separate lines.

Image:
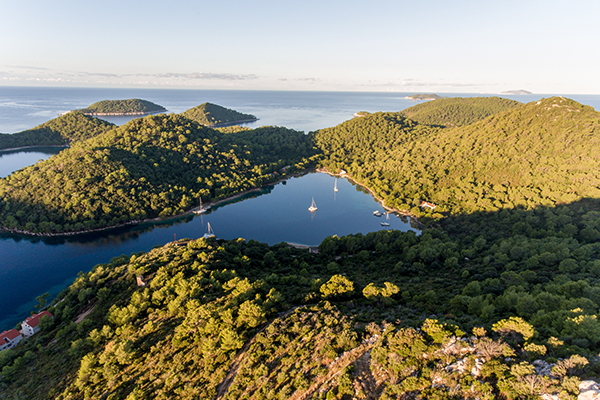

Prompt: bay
xmin=2 ymin=86 xmax=600 ymax=331
xmin=0 ymin=172 xmax=417 ymax=330
xmin=0 ymin=147 xmax=64 ymax=178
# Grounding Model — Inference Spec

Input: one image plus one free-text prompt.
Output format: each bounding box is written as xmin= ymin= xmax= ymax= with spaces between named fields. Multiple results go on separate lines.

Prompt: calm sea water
xmin=1 ymin=87 xmax=599 ymax=330
xmin=0 ymin=173 xmax=416 ymax=329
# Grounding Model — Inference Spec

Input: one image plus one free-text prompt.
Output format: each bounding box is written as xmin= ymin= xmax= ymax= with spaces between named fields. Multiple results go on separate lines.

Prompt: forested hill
xmin=314 ymin=97 xmax=600 ymax=220
xmin=0 ymin=112 xmax=115 ymax=150
xmin=73 ymin=99 xmax=167 ymax=115
xmin=0 ymin=114 xmax=315 ymax=234
xmin=181 ymin=102 xmax=258 ymax=126
xmin=399 ymin=96 xmax=521 ymax=127
xmin=4 ymin=200 xmax=600 ymax=399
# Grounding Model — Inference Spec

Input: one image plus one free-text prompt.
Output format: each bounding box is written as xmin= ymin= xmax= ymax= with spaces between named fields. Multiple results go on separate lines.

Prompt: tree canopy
xmin=181 ymin=102 xmax=257 ymax=126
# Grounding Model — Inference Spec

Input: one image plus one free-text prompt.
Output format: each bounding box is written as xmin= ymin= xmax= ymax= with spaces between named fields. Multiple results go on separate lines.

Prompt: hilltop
xmin=70 ymin=98 xmax=167 ymax=116
xmin=400 ymin=96 xmax=521 ymax=127
xmin=313 ymin=97 xmax=600 ymax=219
xmin=0 ymin=114 xmax=315 ymax=234
xmin=0 ymin=112 xmax=115 ymax=150
xmin=181 ymin=102 xmax=257 ymax=126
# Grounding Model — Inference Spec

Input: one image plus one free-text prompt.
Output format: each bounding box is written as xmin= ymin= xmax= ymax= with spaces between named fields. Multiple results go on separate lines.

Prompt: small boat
xmin=308 ymin=197 xmax=318 ymax=213
xmin=193 ymin=198 xmax=208 ymax=215
xmin=381 ymin=213 xmax=391 ymax=226
xmin=334 ymin=178 xmax=338 ymax=193
xmin=203 ymin=222 xmax=215 ymax=239
xmin=373 ymin=210 xmax=382 ymax=217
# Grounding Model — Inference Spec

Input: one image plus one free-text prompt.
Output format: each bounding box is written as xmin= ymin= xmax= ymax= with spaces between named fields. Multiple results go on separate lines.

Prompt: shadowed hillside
xmin=0 ymin=112 xmax=115 ymax=150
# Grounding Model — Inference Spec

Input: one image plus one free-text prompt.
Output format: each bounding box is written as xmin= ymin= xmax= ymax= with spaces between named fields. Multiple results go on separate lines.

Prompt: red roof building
xmin=0 ymin=329 xmax=23 ymax=351
xmin=22 ymin=311 xmax=53 ymax=336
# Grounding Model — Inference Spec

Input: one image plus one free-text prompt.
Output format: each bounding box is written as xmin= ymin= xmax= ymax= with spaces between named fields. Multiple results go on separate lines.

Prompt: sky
xmin=1 ymin=0 xmax=599 ymax=94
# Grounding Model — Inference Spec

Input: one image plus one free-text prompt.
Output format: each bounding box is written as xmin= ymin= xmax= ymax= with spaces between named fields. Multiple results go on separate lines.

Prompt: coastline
xmin=206 ymin=118 xmax=259 ymax=128
xmin=0 ymin=144 xmax=68 ymax=152
xmin=0 ymin=171 xmax=307 ymax=238
xmin=0 ymin=167 xmax=421 ymax=238
xmin=315 ymin=167 xmax=423 ymax=227
xmin=59 ymin=110 xmax=166 ymax=117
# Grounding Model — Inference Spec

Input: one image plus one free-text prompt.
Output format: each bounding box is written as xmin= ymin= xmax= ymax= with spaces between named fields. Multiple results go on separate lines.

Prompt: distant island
xmin=353 ymin=111 xmax=370 ymax=117
xmin=404 ymin=93 xmax=444 ymax=101
xmin=61 ymin=99 xmax=167 ymax=116
xmin=181 ymin=102 xmax=258 ymax=127
xmin=500 ymin=89 xmax=533 ymax=95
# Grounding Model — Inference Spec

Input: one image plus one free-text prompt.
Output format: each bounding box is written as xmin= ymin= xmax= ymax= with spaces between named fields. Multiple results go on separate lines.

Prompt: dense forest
xmin=0 ymin=114 xmax=315 ymax=234
xmin=2 ymin=199 xmax=600 ymax=398
xmin=2 ymin=96 xmax=600 ymax=398
xmin=399 ymin=96 xmax=521 ymax=127
xmin=0 ymin=112 xmax=115 ymax=150
xmin=73 ymin=99 xmax=167 ymax=115
xmin=314 ymin=97 xmax=600 ymax=222
xmin=181 ymin=102 xmax=258 ymax=126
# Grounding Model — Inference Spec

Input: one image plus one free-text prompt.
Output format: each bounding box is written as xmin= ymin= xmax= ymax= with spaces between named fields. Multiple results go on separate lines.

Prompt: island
xmin=181 ymin=102 xmax=258 ymax=127
xmin=404 ymin=93 xmax=444 ymax=100
xmin=353 ymin=111 xmax=371 ymax=117
xmin=61 ymin=98 xmax=167 ymax=116
xmin=500 ymin=89 xmax=533 ymax=95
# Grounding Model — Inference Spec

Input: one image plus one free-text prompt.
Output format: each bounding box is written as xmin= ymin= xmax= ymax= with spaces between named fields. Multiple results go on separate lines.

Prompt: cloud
xmin=279 ymin=77 xmax=318 ymax=83
xmin=3 ymin=65 xmax=52 ymax=71
xmin=152 ymin=72 xmax=258 ymax=81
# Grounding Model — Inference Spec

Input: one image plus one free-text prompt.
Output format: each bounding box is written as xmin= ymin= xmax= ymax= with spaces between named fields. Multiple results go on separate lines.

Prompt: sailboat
xmin=381 ymin=213 xmax=391 ymax=226
xmin=193 ymin=198 xmax=208 ymax=214
xmin=334 ymin=178 xmax=338 ymax=192
xmin=308 ymin=197 xmax=318 ymax=213
xmin=203 ymin=222 xmax=215 ymax=239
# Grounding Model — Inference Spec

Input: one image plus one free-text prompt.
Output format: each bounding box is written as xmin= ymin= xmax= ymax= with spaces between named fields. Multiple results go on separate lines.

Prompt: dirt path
xmin=213 ymin=307 xmax=302 ymax=400
xmin=289 ymin=335 xmax=378 ymax=400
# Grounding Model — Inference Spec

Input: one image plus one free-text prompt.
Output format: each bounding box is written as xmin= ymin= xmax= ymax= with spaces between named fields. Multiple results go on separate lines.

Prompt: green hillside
xmin=0 ymin=114 xmax=315 ymax=234
xmin=181 ymin=102 xmax=257 ymax=126
xmin=400 ymin=96 xmax=521 ymax=127
xmin=2 ymin=201 xmax=600 ymax=398
xmin=75 ymin=99 xmax=166 ymax=115
xmin=0 ymin=112 xmax=115 ymax=150
xmin=3 ymin=97 xmax=600 ymax=399
xmin=314 ymin=97 xmax=600 ymax=220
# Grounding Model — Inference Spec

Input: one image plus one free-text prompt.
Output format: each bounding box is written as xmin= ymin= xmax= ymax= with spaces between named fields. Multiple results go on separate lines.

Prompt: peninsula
xmin=61 ymin=98 xmax=167 ymax=116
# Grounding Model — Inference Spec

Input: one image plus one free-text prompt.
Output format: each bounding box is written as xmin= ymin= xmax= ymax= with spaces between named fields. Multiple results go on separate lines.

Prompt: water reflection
xmin=0 ymin=172 xmax=418 ymax=330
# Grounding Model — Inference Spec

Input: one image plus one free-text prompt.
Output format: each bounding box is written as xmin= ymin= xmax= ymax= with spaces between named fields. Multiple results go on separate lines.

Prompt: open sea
xmin=1 ymin=86 xmax=599 ymax=331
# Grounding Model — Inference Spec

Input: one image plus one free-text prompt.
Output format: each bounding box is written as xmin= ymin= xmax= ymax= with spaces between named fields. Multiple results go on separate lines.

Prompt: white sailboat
xmin=381 ymin=213 xmax=391 ymax=226
xmin=308 ymin=197 xmax=318 ymax=213
xmin=193 ymin=198 xmax=208 ymax=214
xmin=203 ymin=222 xmax=215 ymax=239
xmin=334 ymin=178 xmax=338 ymax=192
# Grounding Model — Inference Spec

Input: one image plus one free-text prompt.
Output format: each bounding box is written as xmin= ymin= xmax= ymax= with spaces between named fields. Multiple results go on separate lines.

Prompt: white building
xmin=0 ymin=329 xmax=23 ymax=351
xmin=21 ymin=311 xmax=53 ymax=336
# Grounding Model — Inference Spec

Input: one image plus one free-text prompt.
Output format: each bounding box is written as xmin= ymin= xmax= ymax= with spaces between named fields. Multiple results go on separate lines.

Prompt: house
xmin=420 ymin=201 xmax=436 ymax=210
xmin=21 ymin=311 xmax=53 ymax=336
xmin=0 ymin=329 xmax=23 ymax=351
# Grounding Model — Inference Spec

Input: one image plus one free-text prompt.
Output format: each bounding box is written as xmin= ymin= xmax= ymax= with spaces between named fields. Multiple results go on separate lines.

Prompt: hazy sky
xmin=1 ymin=0 xmax=598 ymax=93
